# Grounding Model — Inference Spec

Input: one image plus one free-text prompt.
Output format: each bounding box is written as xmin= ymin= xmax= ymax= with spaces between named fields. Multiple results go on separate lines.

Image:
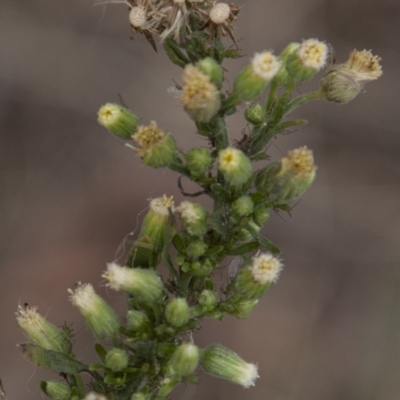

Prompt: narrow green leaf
xmin=94 ymin=343 xmax=107 ymax=363
xmin=89 ymin=363 xmax=105 ymax=371
xmin=18 ymin=343 xmax=87 ymax=374
xmin=204 ymin=245 xmax=224 ymax=256
xmin=227 ymin=241 xmax=259 ymax=255
xmin=172 ymin=234 xmax=185 ymax=253
xmin=210 ymin=183 xmax=231 ymax=202
xmin=250 ymin=153 xmax=269 ymax=161
xmin=246 ymin=225 xmax=281 ymax=254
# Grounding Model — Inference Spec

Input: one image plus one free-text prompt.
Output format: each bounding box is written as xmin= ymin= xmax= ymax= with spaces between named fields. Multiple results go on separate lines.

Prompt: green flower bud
xmin=234 ymin=52 xmax=281 ymax=101
xmin=140 ymin=195 xmax=175 ymax=254
xmin=198 ymin=290 xmax=217 ymax=309
xmin=196 ymin=57 xmax=223 ymax=88
xmin=16 ymin=305 xmax=71 ymax=354
xmin=186 ymin=148 xmax=213 ymax=177
xmin=132 ymin=121 xmax=178 ymax=168
xmin=97 ymin=103 xmax=139 ymax=139
xmin=165 ymin=298 xmax=190 ymax=327
xmin=104 ymin=263 xmax=164 ymax=304
xmin=218 ymin=147 xmax=252 ymax=187
xmin=233 ymin=298 xmax=259 ymax=319
xmin=286 ymin=39 xmax=328 ymax=82
xmin=200 ymin=344 xmax=259 ymax=388
xmin=186 ymin=240 xmax=208 ymax=259
xmin=189 ymin=259 xmax=214 ymax=277
xmin=127 ymin=310 xmax=151 ymax=332
xmin=170 ymin=343 xmax=200 ymax=376
xmin=40 ymin=381 xmax=71 ymax=400
xmin=176 ymin=201 xmax=208 ymax=237
xmin=232 ymin=196 xmax=254 ymax=217
xmin=235 ymin=253 xmax=283 ymax=299
xmin=244 ymin=104 xmax=265 ymax=125
xmin=253 ymin=205 xmax=270 ymax=226
xmin=68 ymin=283 xmax=120 ymax=339
xmin=105 ymin=348 xmax=129 ymax=372
xmin=321 ymin=49 xmax=382 ymax=104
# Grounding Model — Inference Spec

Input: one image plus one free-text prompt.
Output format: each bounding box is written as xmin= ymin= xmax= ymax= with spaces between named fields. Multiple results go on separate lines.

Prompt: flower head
xmin=68 ymin=282 xmax=120 ymax=339
xmin=321 ymin=49 xmax=382 ymax=103
xmin=132 ymin=121 xmax=177 ymax=168
xmin=234 ymin=51 xmax=280 ymax=100
xmin=201 ymin=344 xmax=259 ymax=388
xmin=279 ymin=146 xmax=316 ymax=180
xmin=218 ymin=147 xmax=252 ymax=186
xmin=97 ymin=103 xmax=139 ymax=139
xmin=250 ymin=253 xmax=283 ymax=284
xmin=180 ymin=64 xmax=221 ymax=122
xmin=16 ymin=305 xmax=71 ymax=354
xmin=286 ymin=39 xmax=328 ymax=81
xmin=176 ymin=201 xmax=208 ymax=236
xmin=103 ymin=263 xmax=164 ymax=303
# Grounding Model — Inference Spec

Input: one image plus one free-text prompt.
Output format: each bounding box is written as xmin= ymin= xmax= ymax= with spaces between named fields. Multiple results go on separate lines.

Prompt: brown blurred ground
xmin=1 ymin=0 xmax=400 ymax=399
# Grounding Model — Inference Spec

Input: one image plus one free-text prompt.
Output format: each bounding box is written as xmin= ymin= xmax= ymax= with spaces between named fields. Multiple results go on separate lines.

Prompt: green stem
xmin=284 ymin=89 xmax=324 ymax=116
xmin=265 ymin=79 xmax=279 ymax=113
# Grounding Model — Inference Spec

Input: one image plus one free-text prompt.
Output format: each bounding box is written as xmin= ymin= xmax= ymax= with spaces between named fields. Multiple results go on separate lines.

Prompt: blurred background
xmin=1 ymin=0 xmax=399 ymax=399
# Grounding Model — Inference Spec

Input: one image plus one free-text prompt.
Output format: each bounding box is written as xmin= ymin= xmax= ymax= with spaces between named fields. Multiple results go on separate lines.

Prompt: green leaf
xmin=18 ymin=343 xmax=87 ymax=374
xmin=227 ymin=241 xmax=259 ymax=255
xmin=250 ymin=152 xmax=269 ymax=161
xmin=246 ymin=225 xmax=281 ymax=254
xmin=204 ymin=245 xmax=224 ymax=256
xmin=89 ymin=363 xmax=105 ymax=372
xmin=163 ymin=39 xmax=189 ymax=68
xmin=94 ymin=343 xmax=107 ymax=363
xmin=172 ymin=234 xmax=185 ymax=253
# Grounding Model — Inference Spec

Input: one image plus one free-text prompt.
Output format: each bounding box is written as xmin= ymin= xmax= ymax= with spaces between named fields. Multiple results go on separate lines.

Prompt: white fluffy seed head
xmin=209 ymin=3 xmax=231 ymax=24
xmin=251 ymin=253 xmax=283 ymax=284
xmin=298 ymin=39 xmax=328 ymax=70
xmin=129 ymin=6 xmax=147 ymax=28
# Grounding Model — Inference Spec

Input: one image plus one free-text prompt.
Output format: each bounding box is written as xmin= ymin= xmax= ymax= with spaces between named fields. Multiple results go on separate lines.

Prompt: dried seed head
xmin=129 ymin=6 xmax=147 ymax=28
xmin=209 ymin=2 xmax=231 ymax=24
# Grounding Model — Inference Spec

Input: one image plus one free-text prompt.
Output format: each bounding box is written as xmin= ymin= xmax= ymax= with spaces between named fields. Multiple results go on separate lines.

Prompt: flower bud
xmin=233 ymin=298 xmax=259 ymax=319
xmin=170 ymin=343 xmax=200 ymax=376
xmin=234 ymin=51 xmax=281 ymax=101
xmin=104 ymin=263 xmax=164 ymax=303
xmin=127 ymin=310 xmax=151 ymax=332
xmin=187 ymin=260 xmax=214 ymax=277
xmin=186 ymin=147 xmax=213 ymax=177
xmin=253 ymin=205 xmax=270 ymax=226
xmin=200 ymin=344 xmax=259 ymax=388
xmin=286 ymin=39 xmax=329 ymax=81
xmin=236 ymin=253 xmax=283 ymax=299
xmin=68 ymin=283 xmax=120 ymax=339
xmin=196 ymin=57 xmax=223 ymax=88
xmin=165 ymin=298 xmax=190 ymax=327
xmin=16 ymin=305 xmax=71 ymax=354
xmin=40 ymin=381 xmax=71 ymax=400
xmin=105 ymin=348 xmax=129 ymax=372
xmin=237 ymin=220 xmax=261 ymax=241
xmin=180 ymin=64 xmax=221 ymax=123
xmin=244 ymin=104 xmax=265 ymax=125
xmin=232 ymin=196 xmax=254 ymax=217
xmin=186 ymin=240 xmax=208 ymax=259
xmin=132 ymin=121 xmax=178 ymax=168
xmin=218 ymin=147 xmax=252 ymax=187
xmin=198 ymin=290 xmax=217 ymax=309
xmin=176 ymin=201 xmax=208 ymax=236
xmin=321 ymin=49 xmax=382 ymax=104
xmin=140 ymin=195 xmax=175 ymax=254
xmin=97 ymin=103 xmax=139 ymax=139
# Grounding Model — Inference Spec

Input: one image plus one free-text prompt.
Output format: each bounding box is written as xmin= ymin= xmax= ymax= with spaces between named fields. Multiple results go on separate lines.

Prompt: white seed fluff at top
xmin=68 ymin=283 xmax=96 ymax=310
xmin=238 ymin=362 xmax=259 ymax=388
xmin=150 ymin=195 xmax=175 ymax=216
xmin=177 ymin=201 xmax=201 ymax=222
xmin=129 ymin=6 xmax=147 ymax=28
xmin=209 ymin=3 xmax=231 ymax=24
xmin=251 ymin=51 xmax=281 ymax=81
xmin=298 ymin=39 xmax=328 ymax=70
xmin=251 ymin=253 xmax=283 ymax=284
xmin=83 ymin=393 xmax=108 ymax=400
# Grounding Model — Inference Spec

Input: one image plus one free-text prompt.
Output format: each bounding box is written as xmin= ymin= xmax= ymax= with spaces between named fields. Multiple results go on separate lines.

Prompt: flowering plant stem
xmin=12 ymin=2 xmax=382 ymax=400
